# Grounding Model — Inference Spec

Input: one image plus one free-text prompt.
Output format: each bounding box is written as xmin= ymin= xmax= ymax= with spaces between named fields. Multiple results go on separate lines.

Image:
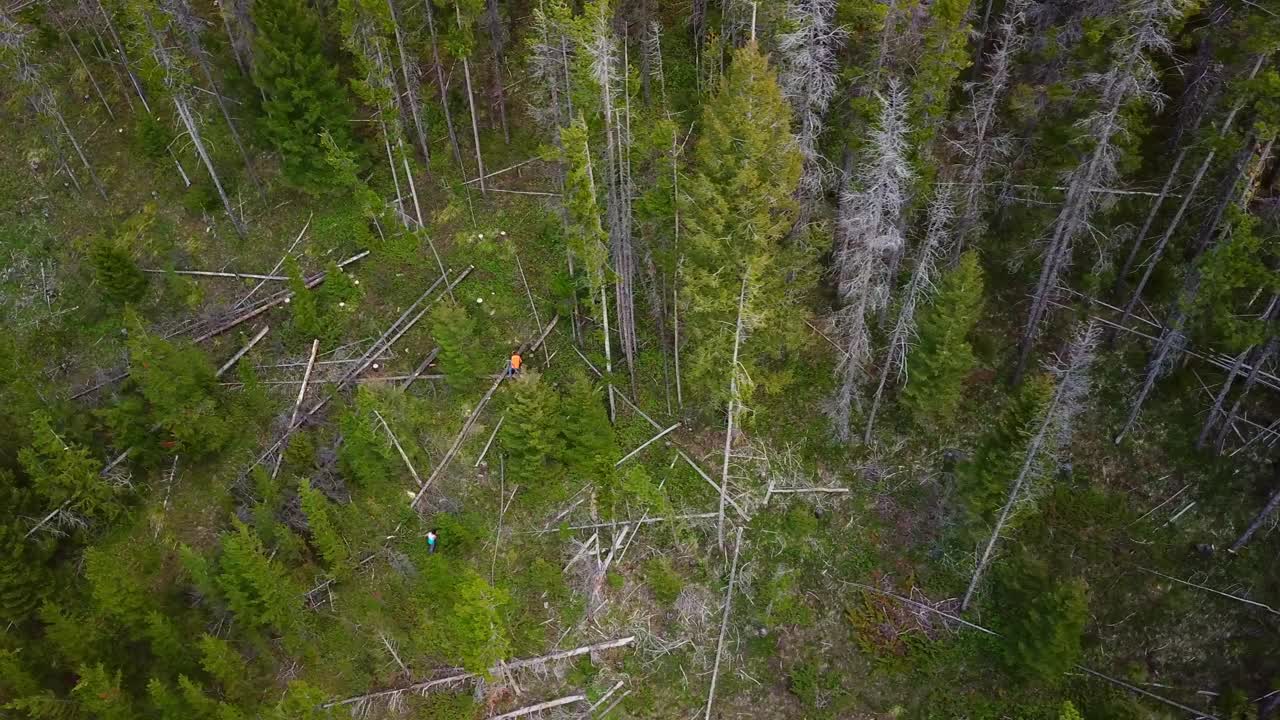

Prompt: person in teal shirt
xmin=426 ymin=529 xmax=438 ymax=553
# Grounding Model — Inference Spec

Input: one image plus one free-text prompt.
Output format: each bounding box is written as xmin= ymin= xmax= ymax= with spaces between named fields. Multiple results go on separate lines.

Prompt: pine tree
xmin=1059 ymin=700 xmax=1084 ymax=720
xmin=19 ymin=411 xmax=121 ymax=523
xmin=72 ymin=663 xmax=134 ymax=720
xmin=995 ymin=553 xmax=1088 ymax=683
xmin=251 ymin=0 xmax=357 ymax=192
xmin=198 ymin=635 xmax=251 ymax=704
xmin=431 ymin=300 xmax=487 ymax=392
xmin=900 ymin=250 xmax=985 ymax=430
xmin=89 ymin=236 xmax=147 ymax=305
xmin=558 ymin=373 xmax=617 ymax=484
xmin=425 ymin=570 xmax=511 ymax=674
xmin=681 ymin=42 xmax=803 ymax=409
xmin=955 ymin=375 xmax=1052 ymax=540
xmin=271 ymin=681 xmax=329 ymax=720
xmin=0 ymin=520 xmax=47 ymax=625
xmin=560 ymin=114 xmax=610 ymax=313
xmin=214 ymin=520 xmax=300 ymax=633
xmin=127 ymin=332 xmax=238 ymax=459
xmin=500 ymin=372 xmax=566 ymax=482
xmin=297 ymin=478 xmax=350 ymax=574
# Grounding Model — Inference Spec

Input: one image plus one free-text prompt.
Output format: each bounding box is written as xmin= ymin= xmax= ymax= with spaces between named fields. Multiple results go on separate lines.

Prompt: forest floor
xmin=3 ymin=96 xmax=1278 ymax=720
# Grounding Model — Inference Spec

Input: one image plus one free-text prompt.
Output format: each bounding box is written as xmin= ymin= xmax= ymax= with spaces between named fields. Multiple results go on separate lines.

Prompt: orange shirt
xmin=510 ymin=354 xmax=523 ymax=370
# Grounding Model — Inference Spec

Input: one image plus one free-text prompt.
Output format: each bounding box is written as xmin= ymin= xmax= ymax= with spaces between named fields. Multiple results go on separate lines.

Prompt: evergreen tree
xmin=431 ymin=301 xmax=487 ymax=392
xmin=0 ymin=520 xmax=47 ymax=625
xmin=285 ymin=257 xmax=323 ymax=343
xmin=198 ymin=636 xmax=251 ymax=704
xmin=424 ymin=570 xmax=511 ymax=674
xmin=1059 ymin=700 xmax=1084 ymax=720
xmin=19 ymin=411 xmax=121 ymax=523
xmin=500 ymin=372 xmax=565 ymax=482
xmin=89 ymin=236 xmax=147 ymax=306
xmin=297 ymin=478 xmax=350 ymax=574
xmin=954 ymin=375 xmax=1052 ymax=540
xmin=558 ymin=373 xmax=617 ymax=483
xmin=72 ymin=663 xmax=133 ymax=720
xmin=900 ymin=251 xmax=985 ymax=429
xmin=214 ymin=520 xmax=301 ymax=633
xmin=126 ymin=332 xmax=239 ymax=459
xmin=271 ymin=681 xmax=329 ymax=720
xmin=251 ymin=0 xmax=357 ymax=192
xmin=681 ymin=42 xmax=804 ymax=409
xmin=995 ymin=553 xmax=1087 ymax=683
xmin=560 ymin=114 xmax=610 ymax=313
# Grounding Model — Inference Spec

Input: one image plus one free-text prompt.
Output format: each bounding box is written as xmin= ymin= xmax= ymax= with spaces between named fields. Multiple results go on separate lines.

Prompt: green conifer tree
xmin=1059 ymin=700 xmax=1084 ymax=720
xmin=500 ymin=372 xmax=566 ymax=482
xmin=127 ymin=332 xmax=238 ymax=459
xmin=681 ymin=42 xmax=804 ymax=408
xmin=199 ymin=635 xmax=251 ymax=704
xmin=19 ymin=412 xmax=121 ymax=523
xmin=996 ymin=553 xmax=1088 ymax=683
xmin=72 ymin=664 xmax=133 ymax=720
xmin=271 ymin=680 xmax=329 ymax=720
xmin=955 ymin=375 xmax=1053 ymax=540
xmin=901 ymin=250 xmax=986 ymax=429
xmin=214 ymin=520 xmax=300 ymax=633
xmin=251 ymin=0 xmax=357 ymax=192
xmin=0 ymin=522 xmax=46 ymax=625
xmin=89 ymin=236 xmax=148 ymax=306
xmin=423 ymin=570 xmax=511 ymax=674
xmin=558 ymin=373 xmax=617 ymax=483
xmin=560 ymin=114 xmax=610 ymax=307
xmin=431 ymin=301 xmax=487 ymax=392
xmin=297 ymin=478 xmax=350 ymax=574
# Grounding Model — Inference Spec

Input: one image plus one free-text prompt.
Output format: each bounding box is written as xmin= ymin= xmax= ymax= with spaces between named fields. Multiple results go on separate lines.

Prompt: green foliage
xmin=0 ymin=521 xmax=48 ymax=624
xmin=500 ymin=372 xmax=566 ymax=483
xmin=787 ymin=659 xmax=841 ymax=710
xmin=199 ymin=635 xmax=251 ymax=703
xmin=270 ymin=680 xmax=328 ymax=720
xmin=417 ymin=694 xmax=480 ymax=720
xmin=901 ymin=250 xmax=985 ymax=429
xmin=338 ymin=389 xmax=398 ymax=491
xmin=643 ymin=557 xmax=683 ymax=605
xmin=560 ymin=114 xmax=610 ymax=304
xmin=681 ymin=42 xmax=806 ymax=409
xmin=19 ymin=411 xmax=121 ymax=523
xmin=119 ymin=331 xmax=240 ymax=459
xmin=419 ymin=568 xmax=511 ymax=674
xmin=1059 ymin=700 xmax=1084 ymax=720
xmin=284 ymin=258 xmax=359 ymax=345
xmin=214 ymin=520 xmax=301 ymax=633
xmin=908 ymin=0 xmax=972 ymax=154
xmin=251 ymin=0 xmax=357 ymax=192
xmin=134 ymin=114 xmax=173 ymax=161
xmin=298 ymin=478 xmax=350 ymax=574
xmin=1191 ymin=208 xmax=1279 ymax=351
xmin=995 ymin=553 xmax=1088 ymax=683
xmin=432 ymin=300 xmax=488 ymax=392
xmin=955 ymin=375 xmax=1053 ymax=539
xmin=558 ymin=373 xmax=617 ymax=483
xmin=72 ymin=663 xmax=133 ymax=720
xmin=88 ymin=235 xmax=147 ymax=306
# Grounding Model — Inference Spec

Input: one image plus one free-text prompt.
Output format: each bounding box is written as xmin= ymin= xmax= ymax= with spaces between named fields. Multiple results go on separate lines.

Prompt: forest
xmin=0 ymin=0 xmax=1278 ymax=717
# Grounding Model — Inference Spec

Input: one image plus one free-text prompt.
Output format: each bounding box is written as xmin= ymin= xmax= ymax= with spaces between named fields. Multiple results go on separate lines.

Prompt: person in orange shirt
xmin=507 ymin=352 xmax=523 ymax=377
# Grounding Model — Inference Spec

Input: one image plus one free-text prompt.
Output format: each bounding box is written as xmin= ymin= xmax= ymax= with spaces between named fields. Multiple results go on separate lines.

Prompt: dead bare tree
xmin=777 ymin=0 xmax=845 ymax=222
xmin=136 ymin=6 xmax=246 ymax=237
xmin=953 ymin=0 xmax=1027 ymax=249
xmin=718 ymin=277 xmax=751 ymax=550
xmin=387 ymin=0 xmax=433 ymax=166
xmin=422 ymin=0 xmax=465 ymax=172
xmin=1112 ymin=55 xmax=1266 ymax=334
xmin=1 ymin=11 xmax=108 ymax=201
xmin=829 ymin=81 xmax=912 ymax=441
xmin=962 ymin=322 xmax=1100 ymax=611
xmin=1012 ymin=0 xmax=1190 ymax=385
xmin=1230 ymin=472 xmax=1280 ymax=554
xmin=455 ymin=0 xmax=487 ymax=191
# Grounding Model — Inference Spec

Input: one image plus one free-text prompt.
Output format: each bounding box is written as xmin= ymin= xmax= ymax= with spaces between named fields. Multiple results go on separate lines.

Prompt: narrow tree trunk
xmin=95 ymin=0 xmax=150 ymax=114
xmin=1115 ymin=308 xmax=1189 ymax=444
xmin=389 ymin=0 xmax=432 ymax=165
xmin=1113 ymin=146 xmax=1186 ymax=293
xmin=1230 ymin=479 xmax=1280 ymax=553
xmin=484 ymin=0 xmax=511 ymax=143
xmin=717 ymin=277 xmax=749 ymax=552
xmin=461 ymin=55 xmax=487 ymax=191
xmin=602 ymin=286 xmax=616 ymax=422
xmin=182 ymin=30 xmax=263 ymax=197
xmin=62 ymin=27 xmax=114 ymax=120
xmin=175 ymin=95 xmax=246 ymax=237
xmin=425 ymin=0 xmax=465 ymax=173
xmin=381 ymin=113 xmax=407 ymax=228
xmin=1216 ymin=334 xmax=1279 ymax=453
xmin=52 ymin=107 xmax=108 ymax=201
xmin=1196 ymin=347 xmax=1250 ymax=450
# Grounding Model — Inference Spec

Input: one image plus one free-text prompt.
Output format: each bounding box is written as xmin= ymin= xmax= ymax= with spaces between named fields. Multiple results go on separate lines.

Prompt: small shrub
xmin=644 ymin=557 xmax=683 ymax=605
xmin=89 ymin=236 xmax=147 ymax=305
